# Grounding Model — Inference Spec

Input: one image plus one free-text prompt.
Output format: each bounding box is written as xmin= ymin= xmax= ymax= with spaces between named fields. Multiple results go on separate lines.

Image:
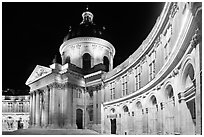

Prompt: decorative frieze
xmin=49 ymin=82 xmax=66 ymax=90
xmin=170 ymin=3 xmax=179 ymax=18
xmin=190 ymin=28 xmax=201 ymax=48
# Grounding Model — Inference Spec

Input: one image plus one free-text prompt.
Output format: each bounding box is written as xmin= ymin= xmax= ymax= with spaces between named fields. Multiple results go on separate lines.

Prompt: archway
xmin=65 ymin=56 xmax=70 ymax=64
xmin=182 ymin=63 xmax=196 ymax=129
xmin=103 ymin=56 xmax=109 ymax=72
xmin=110 ymin=108 xmax=117 ymax=134
xmin=111 ymin=119 xmax=116 ymax=134
xmin=135 ymin=101 xmax=143 ymax=134
xmin=83 ymin=53 xmax=91 ymax=70
xmin=122 ymin=105 xmax=129 ymax=134
xmin=76 ymin=109 xmax=83 ymax=129
xmin=164 ymin=84 xmax=175 ymax=134
xmin=148 ymin=95 xmax=158 ymax=134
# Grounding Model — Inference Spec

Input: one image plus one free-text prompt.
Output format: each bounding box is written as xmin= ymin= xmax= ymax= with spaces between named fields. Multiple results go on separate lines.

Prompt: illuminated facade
xmin=101 ymin=2 xmax=202 ymax=135
xmin=2 ymin=94 xmax=30 ymax=131
xmin=26 ymin=2 xmax=202 ymax=135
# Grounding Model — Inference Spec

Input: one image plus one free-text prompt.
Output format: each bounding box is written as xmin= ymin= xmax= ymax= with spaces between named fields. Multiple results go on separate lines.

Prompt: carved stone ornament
xmin=49 ymin=82 xmax=66 ymax=90
xmin=190 ymin=28 xmax=201 ymax=48
xmin=26 ymin=65 xmax=52 ymax=85
xmin=170 ymin=3 xmax=179 ymax=18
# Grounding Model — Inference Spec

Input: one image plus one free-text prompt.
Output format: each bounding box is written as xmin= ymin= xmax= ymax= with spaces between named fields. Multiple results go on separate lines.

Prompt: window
xmin=8 ymin=102 xmax=13 ymax=112
xmin=103 ymin=56 xmax=109 ymax=72
xmin=83 ymin=53 xmax=91 ymax=70
xmin=19 ymin=102 xmax=23 ymax=112
xmin=122 ymin=75 xmax=128 ymax=96
xmin=149 ymin=51 xmax=156 ymax=81
xmin=110 ymin=81 xmax=115 ymax=100
xmin=76 ymin=89 xmax=82 ymax=98
xmin=135 ymin=65 xmax=141 ymax=90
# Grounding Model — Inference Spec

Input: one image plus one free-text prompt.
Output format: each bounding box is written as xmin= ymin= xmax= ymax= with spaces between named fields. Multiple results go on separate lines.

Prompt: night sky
xmin=2 ymin=2 xmax=164 ymax=91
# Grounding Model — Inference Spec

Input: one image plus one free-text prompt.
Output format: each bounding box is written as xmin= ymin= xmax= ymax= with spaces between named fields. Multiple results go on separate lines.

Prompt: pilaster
xmin=32 ymin=91 xmax=36 ymax=126
xmin=35 ymin=90 xmax=40 ymax=127
xmin=44 ymin=87 xmax=49 ymax=128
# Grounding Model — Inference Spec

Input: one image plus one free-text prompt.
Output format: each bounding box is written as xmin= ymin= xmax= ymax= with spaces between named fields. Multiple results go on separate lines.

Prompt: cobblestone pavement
xmin=2 ymin=128 xmax=100 ymax=135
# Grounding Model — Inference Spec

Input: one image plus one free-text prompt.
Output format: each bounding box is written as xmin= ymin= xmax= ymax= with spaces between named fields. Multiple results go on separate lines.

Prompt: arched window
xmin=103 ymin=56 xmax=109 ymax=72
xmin=83 ymin=53 xmax=91 ymax=70
xmin=165 ymin=85 xmax=174 ymax=100
xmin=150 ymin=95 xmax=157 ymax=106
xmin=123 ymin=105 xmax=129 ymax=112
xmin=65 ymin=56 xmax=70 ymax=64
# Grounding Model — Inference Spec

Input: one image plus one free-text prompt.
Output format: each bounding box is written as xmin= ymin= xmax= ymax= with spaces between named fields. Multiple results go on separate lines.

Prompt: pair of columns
xmin=30 ymin=88 xmax=49 ymax=128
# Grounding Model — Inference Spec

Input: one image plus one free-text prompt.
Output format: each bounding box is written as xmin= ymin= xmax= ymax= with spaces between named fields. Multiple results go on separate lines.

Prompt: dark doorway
xmin=83 ymin=53 xmax=91 ymax=70
xmin=103 ymin=56 xmax=109 ymax=72
xmin=111 ymin=119 xmax=116 ymax=134
xmin=76 ymin=109 xmax=83 ymax=129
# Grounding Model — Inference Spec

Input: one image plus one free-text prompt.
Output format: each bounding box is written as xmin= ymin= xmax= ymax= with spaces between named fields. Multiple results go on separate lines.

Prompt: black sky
xmin=2 ymin=2 xmax=164 ymax=91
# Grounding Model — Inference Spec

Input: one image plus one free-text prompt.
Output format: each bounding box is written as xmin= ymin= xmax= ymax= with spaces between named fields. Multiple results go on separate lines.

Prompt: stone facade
xmin=101 ymin=2 xmax=202 ymax=135
xmin=26 ymin=2 xmax=202 ymax=135
xmin=2 ymin=95 xmax=30 ymax=131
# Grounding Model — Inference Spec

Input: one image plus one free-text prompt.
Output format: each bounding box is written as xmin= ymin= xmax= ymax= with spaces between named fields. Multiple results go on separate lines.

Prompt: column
xmin=72 ymin=86 xmax=77 ymax=128
xmin=32 ymin=91 xmax=36 ymax=127
xmin=178 ymin=92 xmax=186 ymax=134
xmin=35 ymin=90 xmax=40 ymax=127
xmin=160 ymin=102 xmax=164 ymax=135
xmin=29 ymin=92 xmax=33 ymax=127
xmin=39 ymin=92 xmax=43 ymax=127
xmin=64 ymin=83 xmax=72 ymax=128
xmin=48 ymin=86 xmax=52 ymax=127
xmin=51 ymin=84 xmax=58 ymax=128
xmin=44 ymin=88 xmax=49 ymax=127
xmin=195 ymin=43 xmax=201 ymax=134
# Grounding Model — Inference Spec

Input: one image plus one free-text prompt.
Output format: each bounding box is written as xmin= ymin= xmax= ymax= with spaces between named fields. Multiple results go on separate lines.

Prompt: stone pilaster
xmin=48 ymin=86 xmax=53 ymax=128
xmin=178 ymin=92 xmax=188 ymax=134
xmin=29 ymin=92 xmax=33 ymax=127
xmin=72 ymin=86 xmax=77 ymax=129
xmin=44 ymin=88 xmax=49 ymax=128
xmin=32 ymin=91 xmax=36 ymax=126
xmin=35 ymin=90 xmax=40 ymax=127
xmin=63 ymin=83 xmax=72 ymax=128
xmin=194 ymin=42 xmax=201 ymax=135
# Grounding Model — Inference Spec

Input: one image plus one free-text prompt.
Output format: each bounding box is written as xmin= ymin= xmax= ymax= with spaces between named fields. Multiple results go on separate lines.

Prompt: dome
xmin=63 ymin=8 xmax=109 ymax=42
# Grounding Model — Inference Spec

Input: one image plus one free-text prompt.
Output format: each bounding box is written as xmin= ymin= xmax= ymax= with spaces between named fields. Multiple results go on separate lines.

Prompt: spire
xmin=81 ymin=5 xmax=94 ymax=24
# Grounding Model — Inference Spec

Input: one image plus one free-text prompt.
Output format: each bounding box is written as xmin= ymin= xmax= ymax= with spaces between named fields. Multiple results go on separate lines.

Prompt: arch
xmin=150 ymin=95 xmax=157 ymax=106
xmin=76 ymin=108 xmax=83 ymax=129
xmin=165 ymin=84 xmax=174 ymax=100
xmin=103 ymin=56 xmax=109 ymax=72
xmin=123 ymin=105 xmax=129 ymax=112
xmin=136 ymin=101 xmax=142 ymax=109
xmin=82 ymin=53 xmax=91 ymax=70
xmin=180 ymin=55 xmax=195 ymax=90
xmin=110 ymin=108 xmax=115 ymax=113
xmin=164 ymin=84 xmax=175 ymax=134
xmin=181 ymin=61 xmax=196 ymax=126
xmin=65 ymin=56 xmax=70 ymax=64
xmin=182 ymin=63 xmax=195 ymax=90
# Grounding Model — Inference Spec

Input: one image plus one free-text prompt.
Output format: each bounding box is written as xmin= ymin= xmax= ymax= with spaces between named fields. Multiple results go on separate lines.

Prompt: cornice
xmin=103 ymin=3 xmax=171 ymax=82
xmin=103 ymin=9 xmax=194 ymax=106
xmin=59 ymin=37 xmax=115 ymax=57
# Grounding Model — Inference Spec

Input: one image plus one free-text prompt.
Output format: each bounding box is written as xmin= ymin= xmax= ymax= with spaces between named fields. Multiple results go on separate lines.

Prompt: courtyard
xmin=2 ymin=128 xmax=100 ymax=135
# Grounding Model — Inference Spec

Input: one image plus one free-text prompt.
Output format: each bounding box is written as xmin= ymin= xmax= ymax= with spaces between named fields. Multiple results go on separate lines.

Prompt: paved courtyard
xmin=2 ymin=128 xmax=100 ymax=135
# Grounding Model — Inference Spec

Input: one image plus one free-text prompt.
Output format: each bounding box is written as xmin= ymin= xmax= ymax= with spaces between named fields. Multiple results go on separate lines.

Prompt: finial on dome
xmin=81 ymin=5 xmax=94 ymax=24
xmin=86 ymin=5 xmax=89 ymax=11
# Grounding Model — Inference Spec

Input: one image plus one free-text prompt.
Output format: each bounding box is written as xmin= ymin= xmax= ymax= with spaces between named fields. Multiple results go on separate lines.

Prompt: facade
xmin=2 ymin=94 xmax=30 ymax=131
xmin=101 ymin=2 xmax=202 ymax=135
xmin=26 ymin=2 xmax=202 ymax=135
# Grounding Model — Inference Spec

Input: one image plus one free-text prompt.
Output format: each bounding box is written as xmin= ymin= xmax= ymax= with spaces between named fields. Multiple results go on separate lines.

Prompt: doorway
xmin=76 ymin=109 xmax=83 ymax=129
xmin=111 ymin=119 xmax=116 ymax=134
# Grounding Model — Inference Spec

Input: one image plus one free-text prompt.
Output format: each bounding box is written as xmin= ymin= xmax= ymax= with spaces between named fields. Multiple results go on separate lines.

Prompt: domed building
xmin=26 ymin=2 xmax=202 ymax=135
